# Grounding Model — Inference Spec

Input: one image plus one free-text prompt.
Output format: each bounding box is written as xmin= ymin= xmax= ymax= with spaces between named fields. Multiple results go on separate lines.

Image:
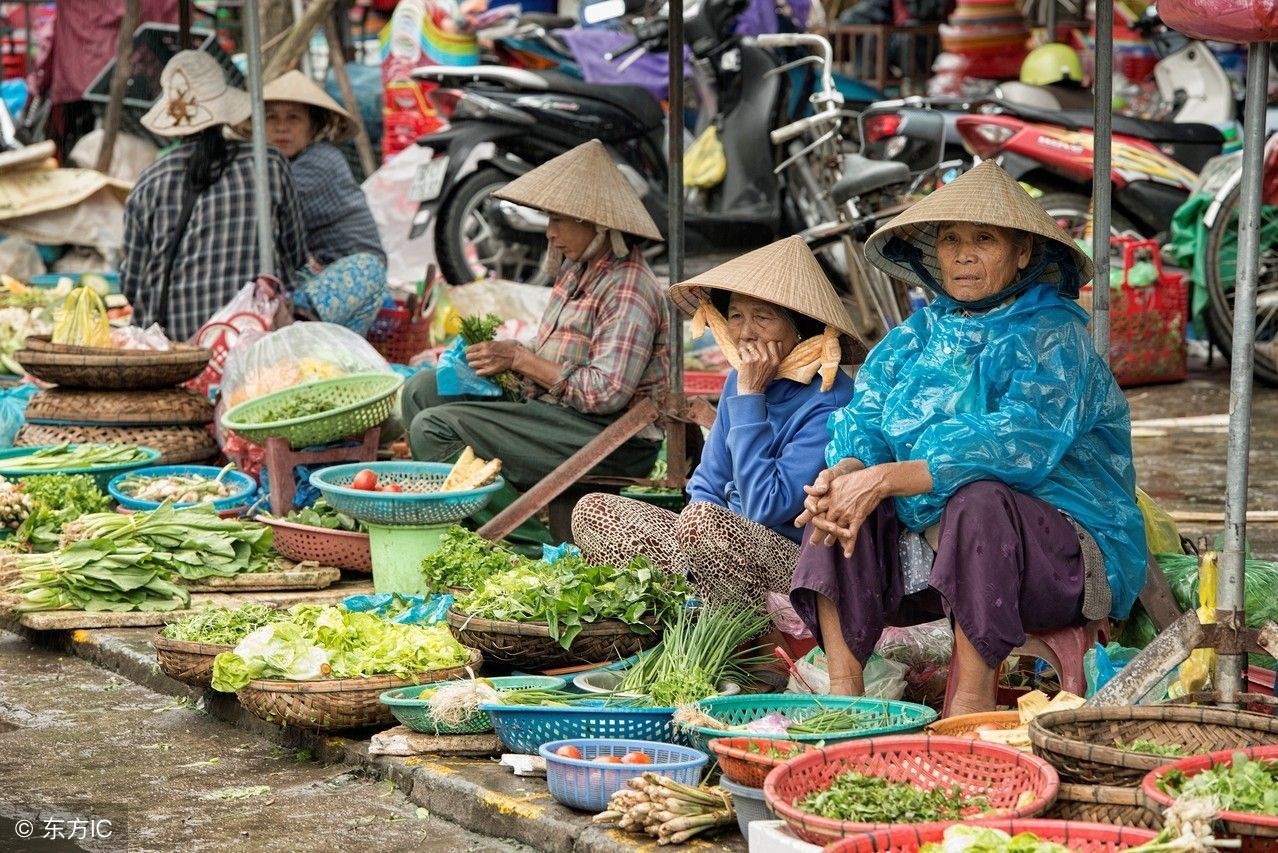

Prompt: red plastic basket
xmin=709 ymin=737 xmax=814 ymax=789
xmin=367 ymin=285 xmax=437 ymax=365
xmin=683 ymin=370 xmax=727 ymax=399
xmin=825 ymin=818 xmax=1158 ymax=851
xmin=763 ymin=735 xmax=1059 ymax=845
xmin=1143 ymin=744 xmax=1278 ymax=851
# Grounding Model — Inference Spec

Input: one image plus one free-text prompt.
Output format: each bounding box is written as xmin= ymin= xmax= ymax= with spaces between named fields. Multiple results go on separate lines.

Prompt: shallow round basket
xmin=16 ymin=424 xmax=217 ymax=466
xmin=1045 ymin=782 xmax=1163 ymax=830
xmin=1029 ymin=704 xmax=1278 ymax=786
xmin=255 ymin=516 xmax=372 ymax=573
xmin=221 ymin=373 xmax=403 ymax=449
xmin=26 ymin=386 xmax=214 ymax=427
xmin=153 ymin=635 xmax=233 ymax=688
xmin=823 ymin=819 xmax=1158 ymax=852
xmin=682 ymin=694 xmax=938 ymax=755
xmin=709 ymin=737 xmax=814 ymax=789
xmin=236 ymin=648 xmax=482 ymax=731
xmin=0 ymin=444 xmax=161 ymax=491
xmin=108 ymin=465 xmax=257 ymax=511
xmin=926 ymin=710 xmax=1023 ymax=739
xmin=481 ymin=701 xmax=679 ymax=755
xmin=1144 ymin=744 xmax=1278 ymax=849
xmin=763 ymin=735 xmax=1059 ymax=845
xmin=538 ymin=739 xmax=709 ymax=811
xmin=15 ymin=337 xmax=213 ymax=390
xmin=573 ymin=669 xmax=741 ymax=699
xmin=310 ymin=462 xmax=503 ymax=527
xmin=448 ymin=609 xmax=660 ymax=671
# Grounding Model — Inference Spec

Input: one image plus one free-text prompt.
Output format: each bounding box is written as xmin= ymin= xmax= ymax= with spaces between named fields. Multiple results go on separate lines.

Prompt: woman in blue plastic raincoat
xmin=789 ymin=161 xmax=1147 ymax=716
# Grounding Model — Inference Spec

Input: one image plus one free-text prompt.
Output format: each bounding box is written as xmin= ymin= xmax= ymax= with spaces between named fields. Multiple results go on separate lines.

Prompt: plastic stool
xmin=263 ymin=427 xmax=381 ymax=517
xmin=941 ymin=620 xmax=1108 ymax=717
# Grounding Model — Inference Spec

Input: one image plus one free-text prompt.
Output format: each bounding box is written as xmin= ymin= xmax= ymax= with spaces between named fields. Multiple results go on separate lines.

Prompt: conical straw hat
xmin=864 ymin=160 xmax=1094 ymax=298
xmin=263 ymin=70 xmax=355 ymax=143
xmin=141 ymin=51 xmax=251 ymax=137
xmin=492 ymin=139 xmax=661 ymax=241
xmin=670 ymin=235 xmax=862 ymax=342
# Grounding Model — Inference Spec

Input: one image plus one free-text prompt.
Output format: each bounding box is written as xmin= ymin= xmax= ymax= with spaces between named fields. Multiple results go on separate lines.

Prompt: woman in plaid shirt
xmin=401 ymin=140 xmax=668 ymax=528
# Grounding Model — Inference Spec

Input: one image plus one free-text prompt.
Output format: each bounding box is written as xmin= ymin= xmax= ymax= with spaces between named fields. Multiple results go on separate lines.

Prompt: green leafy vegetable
xmin=254 ymin=395 xmax=338 ymax=423
xmin=161 ymin=604 xmax=289 ymax=645
xmin=918 ymin=825 xmax=1071 ymax=852
xmin=13 ymin=473 xmax=110 ymax=551
xmin=0 ymin=443 xmax=150 ymax=471
xmin=797 ymin=772 xmax=991 ymax=824
xmin=419 ymin=525 xmax=524 ymax=592
xmin=457 ymin=313 xmax=522 ymax=400
xmin=283 ymin=497 xmax=365 ymax=532
xmin=1158 ymin=752 xmax=1278 ymax=815
xmin=212 ymin=622 xmax=328 ymax=690
xmin=1115 ymin=739 xmax=1187 ymax=757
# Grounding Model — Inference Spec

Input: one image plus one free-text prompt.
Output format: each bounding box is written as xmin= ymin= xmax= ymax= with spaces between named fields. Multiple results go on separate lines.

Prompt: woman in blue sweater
xmin=572 ymin=236 xmax=861 ymax=612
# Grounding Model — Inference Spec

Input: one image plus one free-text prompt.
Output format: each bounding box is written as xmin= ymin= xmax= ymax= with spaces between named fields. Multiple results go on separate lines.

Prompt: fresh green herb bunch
xmin=1158 ymin=752 xmax=1278 ymax=815
xmin=161 ymin=604 xmax=289 ymax=645
xmin=283 ymin=497 xmax=365 ymax=532
xmin=255 ymin=395 xmax=337 ymax=424
xmin=0 ymin=443 xmax=150 ymax=471
xmin=458 ymin=313 xmax=523 ymax=400
xmin=457 ymin=554 xmax=688 ymax=649
xmin=419 ymin=525 xmax=526 ymax=593
xmin=15 ymin=473 xmax=110 ymax=551
xmin=798 ymin=772 xmax=990 ymax=824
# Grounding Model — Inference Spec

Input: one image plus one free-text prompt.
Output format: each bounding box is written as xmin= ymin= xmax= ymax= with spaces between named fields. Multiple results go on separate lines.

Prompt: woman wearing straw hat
xmin=261 ymin=71 xmax=387 ymax=335
xmin=121 ymin=51 xmax=308 ymax=342
xmin=401 ymin=139 xmax=668 ymax=540
xmin=789 ymin=161 xmax=1147 ymax=715
xmin=571 ymin=236 xmax=860 ymax=614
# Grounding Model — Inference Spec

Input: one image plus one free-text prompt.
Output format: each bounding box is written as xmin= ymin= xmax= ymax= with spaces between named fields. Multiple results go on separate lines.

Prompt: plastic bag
xmin=1171 ymin=551 xmax=1218 ymax=698
xmin=110 ymin=324 xmax=172 ymax=351
xmin=876 ymin=620 xmax=954 ymax=708
xmin=1084 ymin=641 xmax=1175 ymax=702
xmin=1156 ymin=551 xmax=1278 ymax=630
xmin=435 ymin=336 xmax=501 ymax=397
xmin=785 ymin=648 xmax=909 ymax=700
xmin=542 ymin=542 xmax=582 ymax=565
xmin=220 ymin=322 xmax=392 ymax=409
xmin=684 ymin=125 xmax=727 ymax=189
xmin=1138 ymin=487 xmax=1182 ymax=556
xmin=0 ymin=382 xmax=37 ymax=447
xmin=202 ymin=278 xmax=286 ymax=335
xmin=1160 ymin=0 xmax=1278 ymax=43
xmin=766 ymin=590 xmax=809 ymax=637
xmin=342 ymin=592 xmax=454 ymax=625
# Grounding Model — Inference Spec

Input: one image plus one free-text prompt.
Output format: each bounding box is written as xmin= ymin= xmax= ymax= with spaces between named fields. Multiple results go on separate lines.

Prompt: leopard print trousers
xmin=571 ymin=493 xmax=801 ymax=612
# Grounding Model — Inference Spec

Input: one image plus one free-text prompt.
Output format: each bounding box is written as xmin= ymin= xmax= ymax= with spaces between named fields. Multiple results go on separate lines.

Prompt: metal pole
xmin=667 ymin=0 xmax=685 ymax=398
xmin=243 ymin=0 xmax=276 ymax=275
xmin=1045 ymin=0 xmax=1057 ymax=42
xmin=291 ymin=0 xmax=312 ymax=76
xmin=179 ymin=0 xmax=191 ymax=49
xmin=1215 ymin=40 xmax=1270 ymax=705
xmin=1090 ymin=0 xmax=1112 ymax=362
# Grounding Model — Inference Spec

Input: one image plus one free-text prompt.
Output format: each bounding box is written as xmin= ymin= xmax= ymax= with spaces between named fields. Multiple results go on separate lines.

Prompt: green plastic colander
xmin=220 ymin=372 xmax=404 ymax=449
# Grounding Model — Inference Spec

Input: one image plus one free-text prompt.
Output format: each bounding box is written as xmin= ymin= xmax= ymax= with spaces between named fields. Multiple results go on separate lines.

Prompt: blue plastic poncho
xmin=825 ymin=282 xmax=1148 ymax=618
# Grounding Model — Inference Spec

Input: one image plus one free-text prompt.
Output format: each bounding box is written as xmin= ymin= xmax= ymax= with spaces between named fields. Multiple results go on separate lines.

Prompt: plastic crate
xmin=539 ymin=739 xmax=707 ymax=811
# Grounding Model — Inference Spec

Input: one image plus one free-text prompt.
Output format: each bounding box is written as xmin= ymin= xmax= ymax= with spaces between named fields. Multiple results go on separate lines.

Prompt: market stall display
xmin=823 ymin=820 xmax=1160 ymax=851
xmin=220 ymin=372 xmax=403 ymax=450
xmin=593 ymin=772 xmax=737 ymax=844
xmin=481 ymin=701 xmax=683 ymax=755
xmin=109 ymin=464 xmax=256 ymax=511
xmin=15 ymin=335 xmax=213 ymax=390
xmin=153 ymin=603 xmax=290 ymax=687
xmin=378 ymin=675 xmax=568 ymax=734
xmin=708 ymin=737 xmax=815 ymax=789
xmin=256 ymin=500 xmax=373 ymax=573
xmin=1143 ymin=745 xmax=1278 ymax=850
xmin=0 ymin=443 xmax=159 ymax=489
xmin=539 ymin=739 xmax=708 ymax=811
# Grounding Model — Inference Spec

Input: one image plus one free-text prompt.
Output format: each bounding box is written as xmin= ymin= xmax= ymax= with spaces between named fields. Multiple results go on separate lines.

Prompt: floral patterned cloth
xmin=294 ymin=252 xmax=387 ymax=334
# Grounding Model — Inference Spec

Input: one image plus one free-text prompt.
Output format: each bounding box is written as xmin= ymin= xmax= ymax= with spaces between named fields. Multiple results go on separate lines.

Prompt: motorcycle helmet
xmin=1020 ymin=44 xmax=1085 ymax=86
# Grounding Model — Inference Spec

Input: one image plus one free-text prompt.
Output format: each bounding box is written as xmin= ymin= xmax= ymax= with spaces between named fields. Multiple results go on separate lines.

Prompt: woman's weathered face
xmin=546 ymin=214 xmax=597 ymax=262
xmin=265 ymin=100 xmax=316 ymax=160
xmin=727 ymin=293 xmax=802 ymax=359
xmin=935 ymin=221 xmax=1032 ymax=303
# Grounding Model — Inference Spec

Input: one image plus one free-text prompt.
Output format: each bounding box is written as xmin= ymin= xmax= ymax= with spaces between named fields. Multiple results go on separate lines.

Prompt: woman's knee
xmin=570 ymin=492 xmax=625 ymax=541
xmin=942 ymin=480 xmax=1017 ymax=528
xmin=676 ymin=501 xmax=729 ymax=552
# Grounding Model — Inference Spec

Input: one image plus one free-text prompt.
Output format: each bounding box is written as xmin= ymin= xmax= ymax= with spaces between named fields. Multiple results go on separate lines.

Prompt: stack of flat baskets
xmin=16 ymin=337 xmax=217 ymax=463
xmin=1029 ymin=704 xmax=1278 ymax=829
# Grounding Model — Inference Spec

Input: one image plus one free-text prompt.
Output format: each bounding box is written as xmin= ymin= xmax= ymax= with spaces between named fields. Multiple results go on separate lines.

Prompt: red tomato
xmin=383 ymin=483 xmax=403 ymax=493
xmin=554 ymin=745 xmax=582 ymax=759
xmin=620 ymin=751 xmax=652 ymax=765
xmin=352 ymin=469 xmax=378 ymax=491
xmin=593 ymin=756 xmax=623 ymax=764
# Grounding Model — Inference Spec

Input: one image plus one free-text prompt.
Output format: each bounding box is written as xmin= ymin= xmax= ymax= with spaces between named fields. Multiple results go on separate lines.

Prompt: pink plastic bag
xmin=1160 ymin=0 xmax=1278 ymax=43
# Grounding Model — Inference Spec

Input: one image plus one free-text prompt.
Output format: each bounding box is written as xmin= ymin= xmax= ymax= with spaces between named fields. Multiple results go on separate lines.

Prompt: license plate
xmin=409 ymin=156 xmax=450 ymax=202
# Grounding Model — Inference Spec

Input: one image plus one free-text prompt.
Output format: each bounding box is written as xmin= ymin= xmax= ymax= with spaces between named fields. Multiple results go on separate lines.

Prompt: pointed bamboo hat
xmin=864 ymin=160 xmax=1094 ymax=299
xmin=670 ymin=235 xmax=861 ymax=341
xmin=263 ymin=70 xmax=355 ymax=143
xmin=492 ymin=139 xmax=662 ymax=241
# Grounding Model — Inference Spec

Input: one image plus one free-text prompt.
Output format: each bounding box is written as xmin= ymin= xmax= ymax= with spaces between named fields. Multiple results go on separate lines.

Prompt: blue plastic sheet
xmin=342 ymin=592 xmax=455 ymax=625
xmin=541 ymin=542 xmax=581 ymax=564
xmin=435 ymin=337 xmax=501 ymax=397
xmin=0 ymin=383 xmax=37 ymax=448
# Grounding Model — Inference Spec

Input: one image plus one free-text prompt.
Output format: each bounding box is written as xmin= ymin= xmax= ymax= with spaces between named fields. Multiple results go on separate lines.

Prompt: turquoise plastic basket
xmin=0 ymin=444 xmax=161 ymax=491
xmin=108 ymin=465 xmax=257 ymax=511
xmin=681 ymin=694 xmax=937 ymax=754
xmin=309 ymin=461 xmax=503 ymax=526
xmin=539 ymin=739 xmax=708 ymax=811
xmin=481 ymin=700 xmax=679 ymax=754
xmin=377 ymin=676 xmax=568 ymax=734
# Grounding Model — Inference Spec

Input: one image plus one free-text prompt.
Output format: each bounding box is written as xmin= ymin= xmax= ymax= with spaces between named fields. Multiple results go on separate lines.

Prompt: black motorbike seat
xmin=534 ymin=71 xmax=665 ymax=131
xmin=996 ymin=101 xmax=1224 ymax=146
xmin=832 ymin=155 xmax=911 ymax=205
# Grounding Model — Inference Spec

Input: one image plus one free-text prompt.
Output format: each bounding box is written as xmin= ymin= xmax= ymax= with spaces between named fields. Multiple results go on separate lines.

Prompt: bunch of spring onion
xmin=617 ymin=603 xmax=772 ymax=706
xmin=593 ymin=773 xmax=735 ymax=845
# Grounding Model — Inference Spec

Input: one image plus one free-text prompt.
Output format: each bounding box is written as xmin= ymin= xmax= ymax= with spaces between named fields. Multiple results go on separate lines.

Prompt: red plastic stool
xmin=941 ymin=620 xmax=1108 ymax=717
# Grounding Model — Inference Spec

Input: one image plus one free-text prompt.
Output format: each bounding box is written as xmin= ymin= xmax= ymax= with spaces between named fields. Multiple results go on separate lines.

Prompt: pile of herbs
xmin=283 ymin=498 xmax=365 ymax=532
xmin=1115 ymin=739 xmax=1188 ymax=757
xmin=1157 ymin=752 xmax=1278 ymax=815
xmin=255 ymin=395 xmax=338 ymax=424
xmin=797 ymin=772 xmax=991 ymax=824
xmin=456 ymin=554 xmax=688 ymax=649
xmin=918 ymin=826 xmax=1072 ymax=852
xmin=419 ymin=525 xmax=524 ymax=593
xmin=161 ymin=604 xmax=289 ymax=645
xmin=13 ymin=474 xmax=110 ymax=551
xmin=458 ymin=313 xmax=522 ymax=400
xmin=7 ymin=503 xmax=275 ymax=613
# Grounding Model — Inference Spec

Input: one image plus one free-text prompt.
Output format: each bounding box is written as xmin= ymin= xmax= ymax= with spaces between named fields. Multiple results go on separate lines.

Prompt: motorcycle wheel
xmin=1035 ymin=191 xmax=1136 ymax=238
xmin=435 ymin=166 xmax=550 ymax=286
xmin=1203 ymin=184 xmax=1278 ymax=387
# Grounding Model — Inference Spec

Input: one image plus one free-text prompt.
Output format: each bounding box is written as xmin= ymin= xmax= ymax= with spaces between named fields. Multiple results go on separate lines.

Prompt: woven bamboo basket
xmin=153 ymin=635 xmax=233 ymax=688
xmin=16 ymin=337 xmax=212 ymax=390
xmin=236 ymin=648 xmax=482 ymax=730
xmin=1029 ymin=704 xmax=1278 ymax=786
xmin=1044 ymin=782 xmax=1163 ymax=830
xmin=926 ymin=710 xmax=1022 ymax=738
xmin=16 ymin=423 xmax=218 ymax=465
xmin=26 ymin=387 xmax=213 ymax=426
xmin=446 ymin=609 xmax=661 ymax=670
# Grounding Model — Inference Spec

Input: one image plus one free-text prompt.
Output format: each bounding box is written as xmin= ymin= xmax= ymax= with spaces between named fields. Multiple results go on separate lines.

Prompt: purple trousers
xmin=789 ymin=480 xmax=1086 ymax=669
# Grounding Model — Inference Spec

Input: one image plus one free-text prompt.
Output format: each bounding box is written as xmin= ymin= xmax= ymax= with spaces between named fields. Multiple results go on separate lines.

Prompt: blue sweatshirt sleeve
xmin=686 ymin=373 xmax=734 ymax=507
